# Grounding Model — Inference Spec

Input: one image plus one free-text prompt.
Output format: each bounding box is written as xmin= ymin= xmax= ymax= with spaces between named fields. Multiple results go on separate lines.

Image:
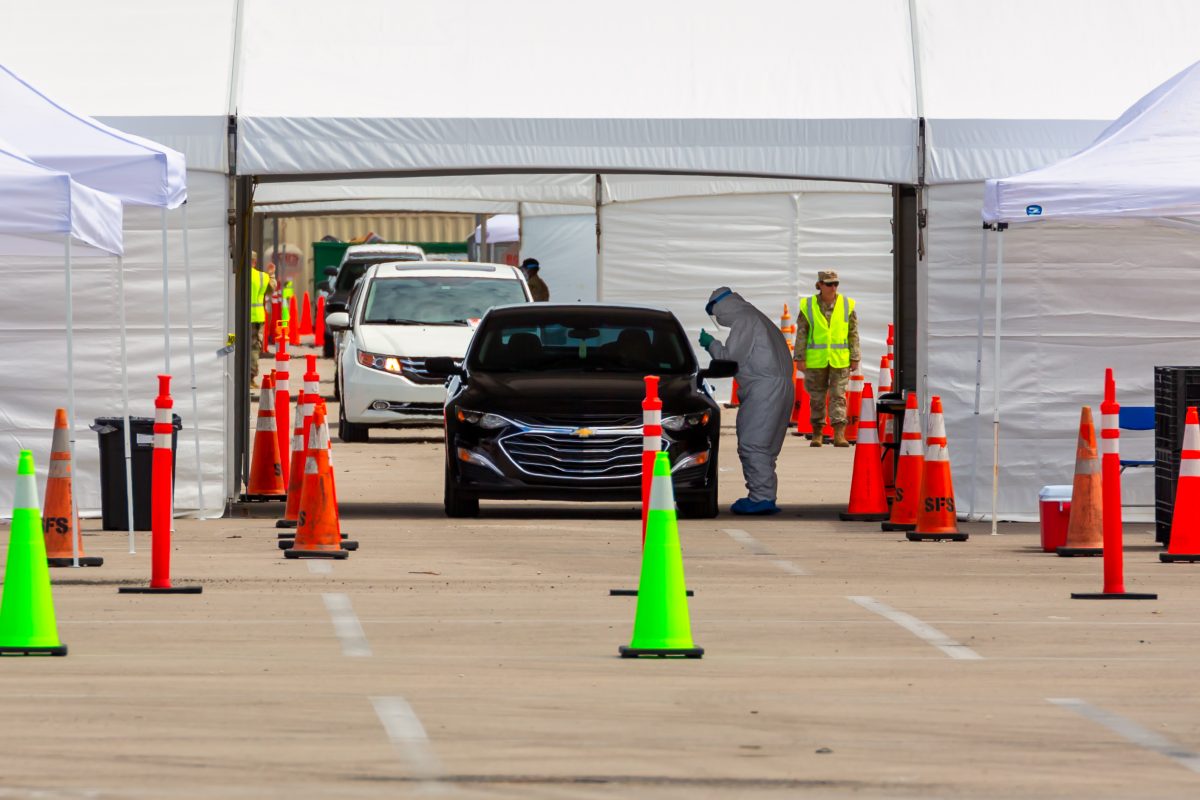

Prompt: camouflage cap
xmin=818 ymin=269 xmax=840 ymax=283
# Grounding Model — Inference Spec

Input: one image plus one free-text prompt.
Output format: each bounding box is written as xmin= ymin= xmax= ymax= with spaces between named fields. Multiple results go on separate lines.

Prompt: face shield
xmin=704 ymin=289 xmax=733 ymax=329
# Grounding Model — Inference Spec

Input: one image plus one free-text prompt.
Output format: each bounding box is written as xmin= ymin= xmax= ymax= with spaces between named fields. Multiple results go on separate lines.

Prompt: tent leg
xmin=181 ymin=204 xmax=205 ymax=517
xmin=117 ymin=256 xmax=136 ymax=553
xmin=991 ymin=225 xmax=1007 ymax=534
xmin=63 ymin=236 xmax=79 ymax=568
xmin=594 ymin=174 xmax=603 ymax=301
xmin=162 ymin=209 xmax=170 ymax=375
xmin=968 ymin=226 xmax=989 ymax=520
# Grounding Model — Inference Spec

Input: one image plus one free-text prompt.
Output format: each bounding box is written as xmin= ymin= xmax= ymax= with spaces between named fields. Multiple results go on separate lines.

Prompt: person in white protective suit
xmin=699 ymin=287 xmax=795 ymax=515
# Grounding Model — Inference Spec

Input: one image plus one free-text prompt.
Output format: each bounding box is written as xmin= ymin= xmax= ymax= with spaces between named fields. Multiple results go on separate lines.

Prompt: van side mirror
xmin=323 ymin=266 xmax=338 ymax=277
xmin=325 ymin=311 xmax=351 ymax=331
xmin=425 ymin=357 xmax=463 ymax=377
xmin=699 ymin=359 xmax=737 ymax=379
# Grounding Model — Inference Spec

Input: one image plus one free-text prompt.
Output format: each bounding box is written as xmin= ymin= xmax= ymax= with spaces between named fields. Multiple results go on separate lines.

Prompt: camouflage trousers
xmin=804 ymin=365 xmax=851 ymax=429
xmin=250 ymin=323 xmax=263 ymax=383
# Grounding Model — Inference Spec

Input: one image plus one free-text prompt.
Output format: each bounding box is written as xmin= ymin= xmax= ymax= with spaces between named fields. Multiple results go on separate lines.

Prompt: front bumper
xmin=341 ymin=357 xmax=446 ymax=423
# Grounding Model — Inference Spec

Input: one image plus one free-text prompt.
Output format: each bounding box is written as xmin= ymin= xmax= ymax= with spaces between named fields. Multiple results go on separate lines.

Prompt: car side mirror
xmin=323 ymin=266 xmax=338 ymax=277
xmin=425 ymin=357 xmax=463 ymax=377
xmin=325 ymin=311 xmax=351 ymax=331
xmin=700 ymin=359 xmax=737 ymax=379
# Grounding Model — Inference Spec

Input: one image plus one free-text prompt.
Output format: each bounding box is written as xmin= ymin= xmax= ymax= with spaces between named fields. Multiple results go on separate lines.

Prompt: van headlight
xmin=357 ymin=350 xmax=402 ymax=373
xmin=455 ymin=408 xmax=510 ymax=429
xmin=662 ymin=411 xmax=711 ymax=431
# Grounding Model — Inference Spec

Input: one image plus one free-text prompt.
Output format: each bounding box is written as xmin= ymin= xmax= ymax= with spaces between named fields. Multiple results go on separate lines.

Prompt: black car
xmin=428 ymin=304 xmax=735 ymax=518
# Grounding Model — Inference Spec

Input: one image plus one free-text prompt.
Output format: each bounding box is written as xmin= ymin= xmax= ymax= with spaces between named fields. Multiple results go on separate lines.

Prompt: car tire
xmin=444 ymin=459 xmax=479 ymax=518
xmin=678 ymin=486 xmax=719 ymax=519
xmin=338 ymin=403 xmax=368 ymax=443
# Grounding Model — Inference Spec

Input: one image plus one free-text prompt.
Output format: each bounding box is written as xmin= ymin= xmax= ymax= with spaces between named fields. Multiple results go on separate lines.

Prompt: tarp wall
xmin=520 ymin=214 xmax=598 ymax=304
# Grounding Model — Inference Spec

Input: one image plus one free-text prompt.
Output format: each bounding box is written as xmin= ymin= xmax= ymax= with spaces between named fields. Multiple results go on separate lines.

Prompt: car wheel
xmin=678 ymin=486 xmax=719 ymax=519
xmin=338 ymin=403 xmax=368 ymax=443
xmin=444 ymin=458 xmax=479 ymax=518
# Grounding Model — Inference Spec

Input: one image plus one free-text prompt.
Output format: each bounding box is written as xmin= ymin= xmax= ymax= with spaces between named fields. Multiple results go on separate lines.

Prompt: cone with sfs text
xmin=1161 ymin=406 xmax=1200 ymax=562
xmin=277 ymin=355 xmax=320 ymax=530
xmin=839 ymin=382 xmax=889 ymax=521
xmin=284 ymin=402 xmax=357 ymax=559
xmin=43 ymin=408 xmax=102 ymax=567
xmin=1057 ymin=406 xmax=1104 ymax=557
xmin=878 ymin=355 xmax=896 ymax=502
xmin=844 ymin=368 xmax=864 ymax=443
xmin=1 ymin=450 xmax=67 ymax=655
xmin=791 ymin=372 xmax=813 ymax=436
xmin=907 ymin=396 xmax=968 ymax=541
xmin=240 ymin=373 xmax=287 ymax=501
xmin=883 ymin=392 xmax=923 ymax=532
xmin=619 ymin=451 xmax=702 ymax=658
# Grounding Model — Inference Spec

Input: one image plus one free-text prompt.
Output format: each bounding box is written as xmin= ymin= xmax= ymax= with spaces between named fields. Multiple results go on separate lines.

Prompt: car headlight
xmin=357 ymin=350 xmax=402 ymax=373
xmin=455 ymin=408 xmax=510 ymax=429
xmin=662 ymin=411 xmax=712 ymax=431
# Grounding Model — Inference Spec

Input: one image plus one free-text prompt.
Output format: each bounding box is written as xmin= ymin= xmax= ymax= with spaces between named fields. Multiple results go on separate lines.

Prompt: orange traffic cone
xmin=907 ymin=396 xmax=968 ymax=542
xmin=878 ymin=355 xmax=896 ymax=501
xmin=778 ymin=303 xmax=795 ymax=349
xmin=883 ymin=392 xmax=923 ymax=532
xmin=299 ymin=291 xmax=313 ymax=337
xmin=1161 ymin=407 xmax=1200 ymax=562
xmin=277 ymin=355 xmax=319 ymax=531
xmin=1057 ymin=406 xmax=1104 ymax=557
xmin=43 ymin=408 xmax=102 ymax=567
xmin=791 ymin=372 xmax=813 ymax=436
xmin=284 ymin=403 xmax=357 ymax=558
xmin=240 ymin=373 xmax=287 ymax=502
xmin=840 ymin=382 xmax=889 ymax=521
xmin=287 ymin=296 xmax=300 ymax=345
xmin=725 ymin=379 xmax=740 ymax=409
xmin=845 ymin=367 xmax=864 ymax=443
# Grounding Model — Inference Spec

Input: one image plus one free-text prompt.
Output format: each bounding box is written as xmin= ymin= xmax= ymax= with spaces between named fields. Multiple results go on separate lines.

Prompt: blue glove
xmin=698 ymin=329 xmax=715 ymax=349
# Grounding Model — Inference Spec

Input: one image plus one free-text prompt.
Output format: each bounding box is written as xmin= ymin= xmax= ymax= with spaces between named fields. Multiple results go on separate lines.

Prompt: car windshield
xmin=469 ymin=316 xmax=693 ymax=373
xmin=335 ymin=255 xmax=421 ymax=293
xmin=361 ymin=276 xmax=527 ymax=325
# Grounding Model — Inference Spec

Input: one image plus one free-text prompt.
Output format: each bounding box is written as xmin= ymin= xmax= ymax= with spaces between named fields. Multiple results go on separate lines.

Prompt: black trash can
xmin=92 ymin=414 xmax=182 ymax=531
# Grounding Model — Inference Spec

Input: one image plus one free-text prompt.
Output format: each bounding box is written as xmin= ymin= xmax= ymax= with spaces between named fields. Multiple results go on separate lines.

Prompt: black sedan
xmin=427 ymin=304 xmax=735 ymax=518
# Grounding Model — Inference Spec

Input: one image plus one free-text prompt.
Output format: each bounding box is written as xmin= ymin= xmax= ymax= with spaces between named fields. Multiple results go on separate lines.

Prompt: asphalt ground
xmin=1 ymin=351 xmax=1198 ymax=799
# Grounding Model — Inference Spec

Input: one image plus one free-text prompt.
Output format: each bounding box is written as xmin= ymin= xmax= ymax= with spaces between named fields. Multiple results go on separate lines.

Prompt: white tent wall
xmin=0 ymin=169 xmax=229 ymax=519
xmin=923 ymin=182 xmax=1200 ymax=521
xmin=520 ymin=214 xmax=597 ymax=303
xmin=600 ymin=190 xmax=893 ymax=403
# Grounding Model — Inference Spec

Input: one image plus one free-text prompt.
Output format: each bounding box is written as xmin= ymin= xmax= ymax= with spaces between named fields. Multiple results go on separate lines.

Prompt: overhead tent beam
xmin=246 ymin=166 xmax=901 ymax=186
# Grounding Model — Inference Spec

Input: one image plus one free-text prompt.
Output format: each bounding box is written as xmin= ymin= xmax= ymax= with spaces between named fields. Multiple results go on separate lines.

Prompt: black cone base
xmin=275 ymin=520 xmax=298 ymax=529
xmin=1057 ymin=547 xmax=1103 ymax=557
xmin=620 ymin=645 xmax=704 ymax=658
xmin=840 ymin=511 xmax=889 ymax=521
xmin=0 ymin=644 xmax=68 ymax=656
xmin=277 ymin=537 xmax=355 ymax=551
xmin=907 ymin=531 xmax=969 ymax=542
xmin=1071 ymin=591 xmax=1158 ymax=600
xmin=881 ymin=521 xmax=917 ymax=532
xmin=238 ymin=493 xmax=287 ymax=503
xmin=283 ymin=548 xmax=349 ymax=559
xmin=609 ymin=588 xmax=694 ymax=597
xmin=1159 ymin=553 xmax=1200 ymax=563
xmin=48 ymin=556 xmax=104 ymax=567
xmin=118 ymin=585 xmax=203 ymax=594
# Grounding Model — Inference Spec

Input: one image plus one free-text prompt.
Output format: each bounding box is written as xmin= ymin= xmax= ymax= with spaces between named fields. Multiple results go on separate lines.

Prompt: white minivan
xmin=326 ymin=261 xmax=531 ymax=441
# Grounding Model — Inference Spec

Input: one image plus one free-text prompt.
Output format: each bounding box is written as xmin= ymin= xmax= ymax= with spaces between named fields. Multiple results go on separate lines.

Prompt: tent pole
xmin=161 ymin=209 xmax=170 ymax=375
xmin=968 ymin=225 xmax=989 ymax=520
xmin=63 ymin=236 xmax=79 ymax=568
xmin=594 ymin=174 xmax=603 ymax=301
xmin=181 ymin=203 xmax=205 ymax=517
xmin=117 ymin=255 xmax=136 ymax=553
xmin=991 ymin=225 xmax=1007 ymax=534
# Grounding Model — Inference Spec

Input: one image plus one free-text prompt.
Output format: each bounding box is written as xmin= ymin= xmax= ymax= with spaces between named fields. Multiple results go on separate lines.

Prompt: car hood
xmin=356 ymin=324 xmax=477 ymax=358
xmin=461 ymin=372 xmax=706 ymax=415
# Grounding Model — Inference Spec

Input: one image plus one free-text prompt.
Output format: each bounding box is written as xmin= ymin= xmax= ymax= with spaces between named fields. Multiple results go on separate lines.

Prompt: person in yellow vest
xmin=249 ymin=251 xmax=276 ymax=388
xmin=795 ymin=269 xmax=860 ymax=447
xmin=281 ymin=279 xmax=295 ymax=323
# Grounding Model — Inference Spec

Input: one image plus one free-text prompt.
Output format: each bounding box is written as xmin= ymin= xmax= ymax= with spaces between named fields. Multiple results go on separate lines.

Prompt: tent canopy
xmin=0 ymin=64 xmax=187 ymax=208
xmin=983 ymin=58 xmax=1200 ymax=223
xmin=0 ymin=139 xmax=123 ymax=255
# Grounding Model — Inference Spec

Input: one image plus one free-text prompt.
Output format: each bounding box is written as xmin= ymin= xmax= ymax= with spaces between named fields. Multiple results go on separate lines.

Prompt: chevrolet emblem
xmin=574 ymin=428 xmax=595 ymax=438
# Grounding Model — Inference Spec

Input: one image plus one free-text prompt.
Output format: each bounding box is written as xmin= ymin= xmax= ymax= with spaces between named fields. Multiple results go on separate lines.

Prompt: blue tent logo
xmin=1026 ymin=204 xmax=1043 ymax=216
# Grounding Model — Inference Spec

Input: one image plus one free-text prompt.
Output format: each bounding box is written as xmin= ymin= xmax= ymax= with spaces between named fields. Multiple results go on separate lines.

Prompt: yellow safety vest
xmin=801 ymin=294 xmax=854 ymax=369
xmin=281 ymin=281 xmax=294 ymax=321
xmin=250 ymin=269 xmax=270 ymax=324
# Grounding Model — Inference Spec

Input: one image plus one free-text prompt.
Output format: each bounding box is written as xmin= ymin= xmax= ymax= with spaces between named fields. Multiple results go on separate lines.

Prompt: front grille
xmin=400 ymin=357 xmax=458 ymax=385
xmin=501 ymin=427 xmax=643 ymax=480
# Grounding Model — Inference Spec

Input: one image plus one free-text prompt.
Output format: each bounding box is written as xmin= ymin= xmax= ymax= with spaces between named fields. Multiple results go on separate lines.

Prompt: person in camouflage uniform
xmin=521 ymin=258 xmax=550 ymax=302
xmin=795 ymin=269 xmax=860 ymax=447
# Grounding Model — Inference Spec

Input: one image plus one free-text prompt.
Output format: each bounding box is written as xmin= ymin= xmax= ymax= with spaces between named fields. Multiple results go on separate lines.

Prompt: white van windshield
xmin=361 ymin=276 xmax=527 ymax=325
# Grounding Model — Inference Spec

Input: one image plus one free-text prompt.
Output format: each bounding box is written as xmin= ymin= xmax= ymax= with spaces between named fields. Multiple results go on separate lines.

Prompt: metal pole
xmin=181 ymin=204 xmax=205 ymax=517
xmin=594 ymin=174 xmax=604 ymax=301
xmin=162 ymin=208 xmax=170 ymax=374
xmin=480 ymin=215 xmax=489 ymax=263
xmin=968 ymin=225 xmax=989 ymax=520
xmin=117 ymin=255 xmax=136 ymax=553
xmin=64 ymin=236 xmax=79 ymax=568
xmin=991 ymin=226 xmax=1007 ymax=535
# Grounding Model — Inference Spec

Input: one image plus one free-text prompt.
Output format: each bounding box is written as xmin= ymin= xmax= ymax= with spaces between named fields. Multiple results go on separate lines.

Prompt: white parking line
xmin=770 ymin=559 xmax=808 ymax=576
xmin=1049 ymin=698 xmax=1200 ymax=774
xmin=371 ymin=696 xmax=443 ymax=781
xmin=848 ymin=596 xmax=982 ymax=660
xmin=322 ymin=593 xmax=371 ymax=657
xmin=722 ymin=528 xmax=773 ymax=555
xmin=307 ymin=561 xmax=332 ymax=574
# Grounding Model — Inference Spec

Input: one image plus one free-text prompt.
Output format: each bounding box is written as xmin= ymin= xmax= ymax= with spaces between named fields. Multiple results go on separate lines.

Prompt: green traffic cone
xmin=619 ymin=451 xmax=703 ymax=658
xmin=0 ymin=450 xmax=67 ymax=656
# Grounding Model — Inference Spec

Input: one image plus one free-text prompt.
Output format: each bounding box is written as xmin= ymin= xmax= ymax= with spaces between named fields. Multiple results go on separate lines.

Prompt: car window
xmin=470 ymin=318 xmax=692 ymax=373
xmin=335 ymin=255 xmax=421 ymax=293
xmin=360 ymin=276 xmax=527 ymax=325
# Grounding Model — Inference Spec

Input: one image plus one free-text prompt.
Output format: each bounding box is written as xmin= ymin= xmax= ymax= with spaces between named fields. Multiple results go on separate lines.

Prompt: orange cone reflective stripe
xmin=1057 ymin=406 xmax=1103 ymax=556
xmin=840 ymin=382 xmax=889 ymax=521
xmin=43 ymin=408 xmax=102 ymax=567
